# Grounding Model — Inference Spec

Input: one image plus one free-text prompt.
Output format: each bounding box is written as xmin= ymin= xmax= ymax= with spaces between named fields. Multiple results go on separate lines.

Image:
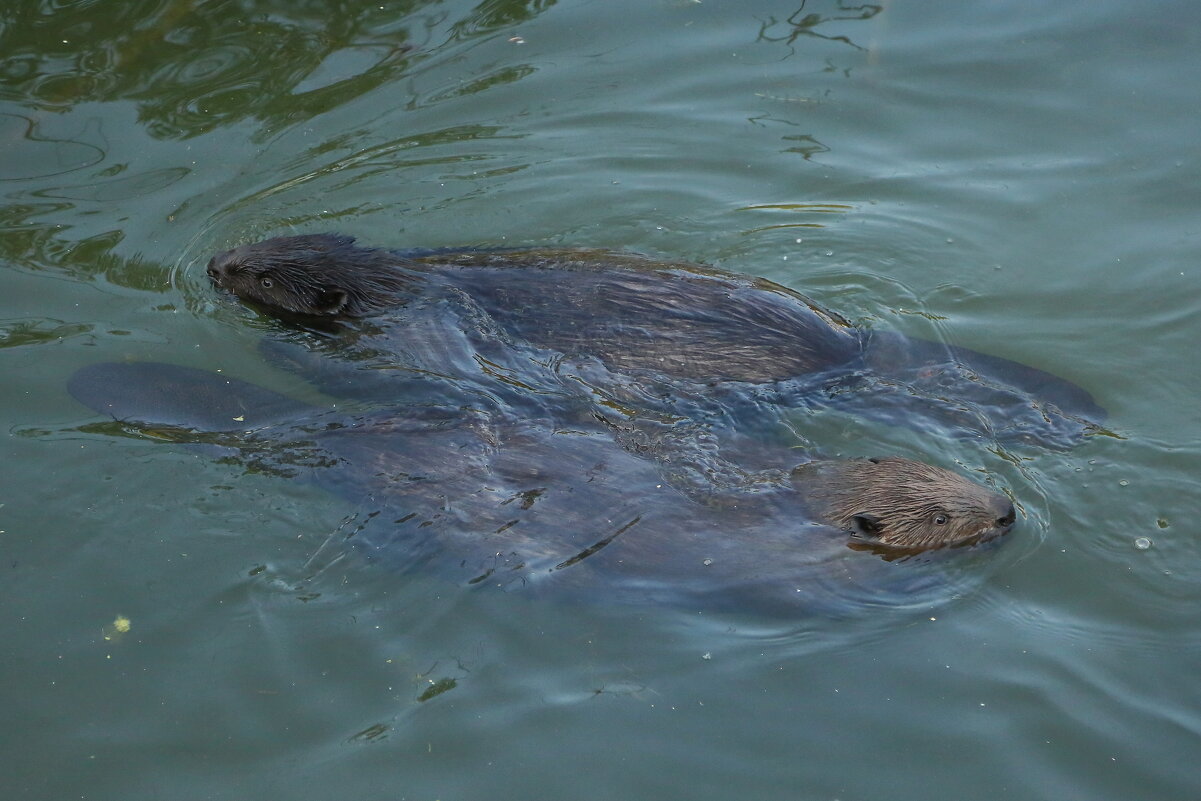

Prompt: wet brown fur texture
xmin=69 ymin=363 xmax=1018 ymax=554
xmin=203 ymin=236 xmax=1021 ymax=551
xmin=793 ymin=457 xmax=1016 ymax=550
xmin=207 ymin=234 xmax=419 ymax=316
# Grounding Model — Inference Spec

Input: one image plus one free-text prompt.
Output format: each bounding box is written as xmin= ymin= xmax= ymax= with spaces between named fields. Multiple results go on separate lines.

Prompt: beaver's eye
xmin=259 ymin=277 xmax=274 ymax=289
xmin=934 ymin=514 xmax=948 ymax=525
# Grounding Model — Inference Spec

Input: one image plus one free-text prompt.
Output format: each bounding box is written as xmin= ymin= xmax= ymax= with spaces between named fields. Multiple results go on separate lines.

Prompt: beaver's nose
xmin=206 ymin=258 xmax=222 ymax=285
xmin=993 ymin=498 xmax=1016 ymax=529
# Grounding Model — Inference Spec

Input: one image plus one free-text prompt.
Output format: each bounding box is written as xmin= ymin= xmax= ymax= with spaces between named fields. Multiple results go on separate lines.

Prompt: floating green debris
xmin=418 ymin=677 xmax=458 ymax=702
xmin=103 ymin=615 xmax=131 ymax=641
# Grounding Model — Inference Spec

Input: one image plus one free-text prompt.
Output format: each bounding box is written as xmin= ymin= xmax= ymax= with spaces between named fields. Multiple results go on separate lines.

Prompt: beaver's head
xmin=792 ymin=456 xmax=1016 ymax=551
xmin=207 ymin=234 xmax=412 ymax=318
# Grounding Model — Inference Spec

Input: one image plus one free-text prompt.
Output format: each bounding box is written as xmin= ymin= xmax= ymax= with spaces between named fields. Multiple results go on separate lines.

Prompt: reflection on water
xmin=0 ymin=112 xmax=105 ymax=180
xmin=0 ymin=317 xmax=93 ymax=348
xmin=0 ymin=0 xmax=556 ymax=279
xmin=0 ymin=0 xmax=557 ymax=135
xmin=755 ymin=2 xmax=883 ymax=53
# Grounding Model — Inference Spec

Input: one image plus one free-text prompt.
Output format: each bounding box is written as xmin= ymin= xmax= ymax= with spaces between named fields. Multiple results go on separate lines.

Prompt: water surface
xmin=2 ymin=1 xmax=1199 ymax=799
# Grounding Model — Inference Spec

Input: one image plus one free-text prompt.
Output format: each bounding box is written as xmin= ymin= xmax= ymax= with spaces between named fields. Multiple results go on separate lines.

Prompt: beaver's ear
xmin=315 ymin=288 xmax=348 ymax=315
xmin=849 ymin=514 xmax=883 ymax=539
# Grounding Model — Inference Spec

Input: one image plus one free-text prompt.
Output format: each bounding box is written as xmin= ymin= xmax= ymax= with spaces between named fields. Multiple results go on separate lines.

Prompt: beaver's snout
xmin=206 ymin=257 xmax=223 ymax=286
xmin=792 ymin=456 xmax=1018 ymax=552
xmin=993 ymin=497 xmax=1017 ymax=532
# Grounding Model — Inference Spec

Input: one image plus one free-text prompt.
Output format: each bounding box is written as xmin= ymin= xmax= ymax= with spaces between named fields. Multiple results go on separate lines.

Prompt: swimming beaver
xmin=69 ymin=362 xmax=1015 ymax=612
xmin=207 ymin=234 xmax=1104 ymax=449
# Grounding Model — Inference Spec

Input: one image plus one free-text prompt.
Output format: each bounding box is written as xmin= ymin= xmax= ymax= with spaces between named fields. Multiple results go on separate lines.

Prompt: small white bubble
xmin=702 ymin=558 xmax=713 ymax=566
xmin=1118 ymin=480 xmax=1129 ymax=486
xmin=1134 ymin=537 xmax=1152 ymax=550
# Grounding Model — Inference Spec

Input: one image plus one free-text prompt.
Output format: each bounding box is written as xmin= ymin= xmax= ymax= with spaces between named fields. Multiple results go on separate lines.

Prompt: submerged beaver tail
xmin=792 ymin=456 xmax=1016 ymax=551
xmin=208 ymin=233 xmax=421 ymax=317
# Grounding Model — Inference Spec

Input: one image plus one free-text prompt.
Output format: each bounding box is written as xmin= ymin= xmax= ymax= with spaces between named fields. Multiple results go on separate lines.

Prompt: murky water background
xmin=2 ymin=1 xmax=1199 ymax=798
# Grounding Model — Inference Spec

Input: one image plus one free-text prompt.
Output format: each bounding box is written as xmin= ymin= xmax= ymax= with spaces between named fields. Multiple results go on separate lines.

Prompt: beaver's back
xmin=416 ymin=250 xmax=863 ymax=383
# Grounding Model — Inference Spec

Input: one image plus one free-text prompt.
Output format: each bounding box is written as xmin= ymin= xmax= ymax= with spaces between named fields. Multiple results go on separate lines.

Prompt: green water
xmin=2 ymin=1 xmax=1199 ymax=798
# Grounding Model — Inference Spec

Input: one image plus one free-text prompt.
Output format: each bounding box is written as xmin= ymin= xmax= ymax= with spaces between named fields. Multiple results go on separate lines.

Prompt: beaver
xmin=69 ymin=361 xmax=1016 ymax=613
xmin=206 ymin=234 xmax=1105 ymax=450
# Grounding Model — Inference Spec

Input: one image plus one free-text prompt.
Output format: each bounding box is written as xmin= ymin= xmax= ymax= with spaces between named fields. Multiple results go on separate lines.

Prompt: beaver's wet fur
xmin=68 ymin=362 xmax=1015 ymax=555
xmin=208 ymin=234 xmax=865 ymax=382
xmin=791 ymin=456 xmax=1015 ymax=552
xmin=209 ymin=234 xmax=421 ymax=317
xmin=207 ymin=234 xmax=1104 ymax=450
